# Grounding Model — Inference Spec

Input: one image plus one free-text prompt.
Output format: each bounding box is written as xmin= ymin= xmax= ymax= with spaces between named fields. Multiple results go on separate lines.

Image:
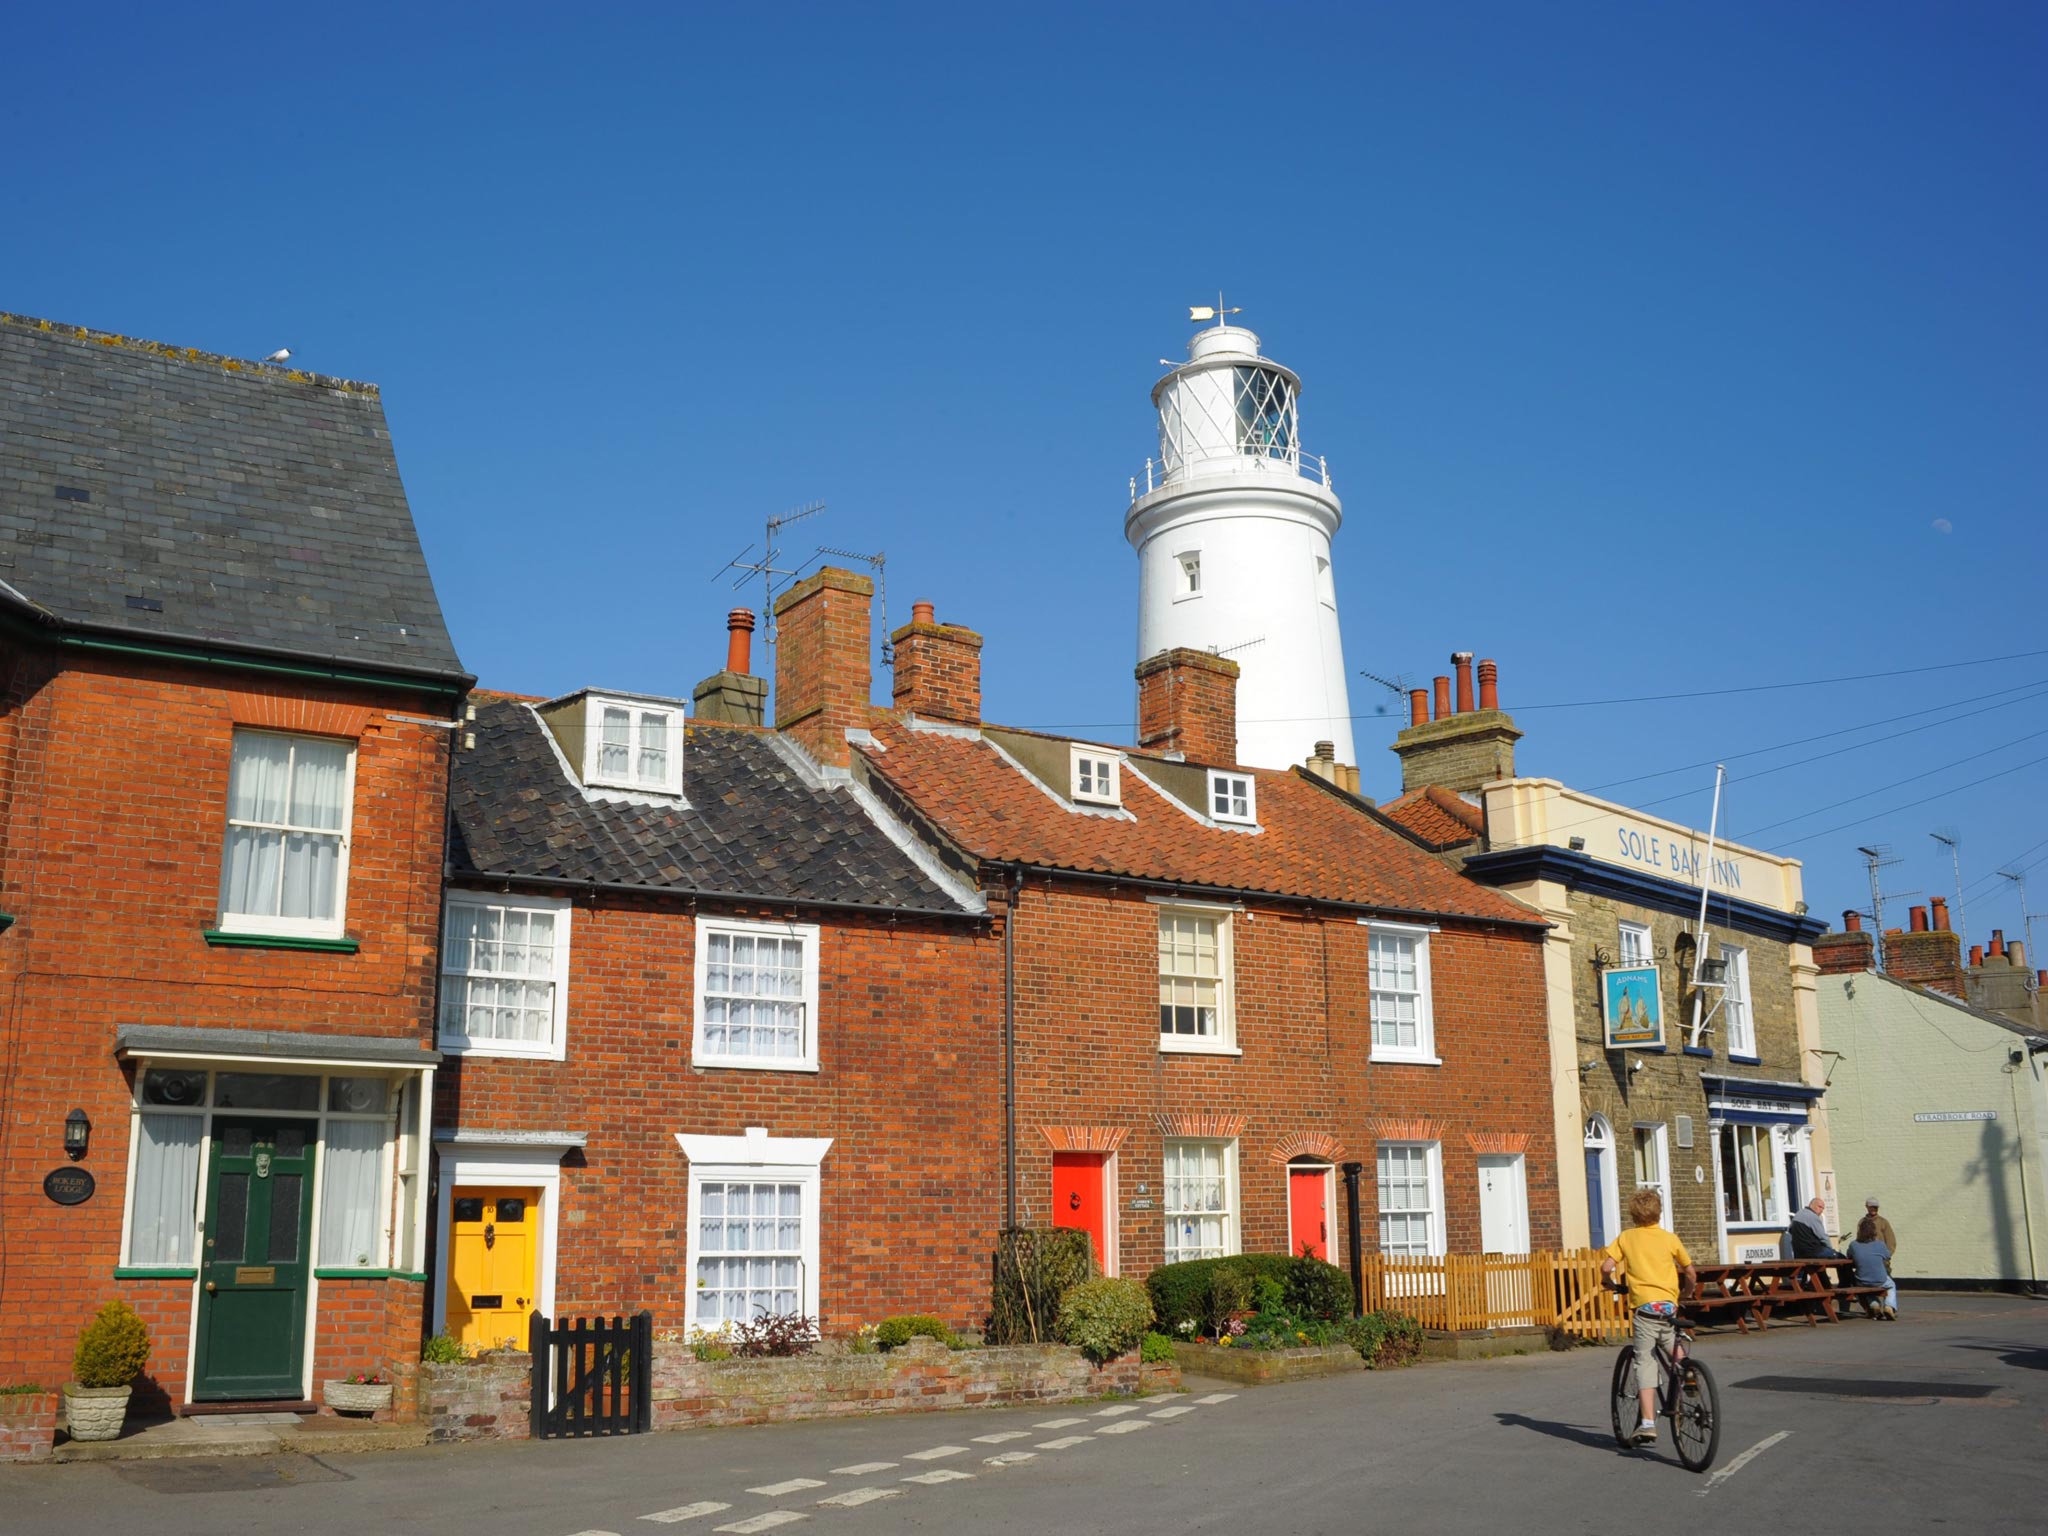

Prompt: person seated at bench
xmin=1846 ymin=1215 xmax=1898 ymax=1320
xmin=1787 ymin=1195 xmax=1844 ymax=1260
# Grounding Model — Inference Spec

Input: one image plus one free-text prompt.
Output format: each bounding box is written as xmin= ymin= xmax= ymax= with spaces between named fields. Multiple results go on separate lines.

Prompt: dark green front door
xmin=193 ymin=1117 xmax=316 ymax=1400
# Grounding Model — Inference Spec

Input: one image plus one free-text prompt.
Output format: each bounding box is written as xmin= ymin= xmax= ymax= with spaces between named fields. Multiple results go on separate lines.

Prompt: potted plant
xmin=323 ymin=1370 xmax=393 ymax=1416
xmin=63 ymin=1300 xmax=150 ymax=1442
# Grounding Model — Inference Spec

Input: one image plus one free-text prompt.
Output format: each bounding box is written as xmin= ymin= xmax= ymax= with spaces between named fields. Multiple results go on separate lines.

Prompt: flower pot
xmin=323 ymin=1379 xmax=393 ymax=1416
xmin=61 ymin=1383 xmax=132 ymax=1442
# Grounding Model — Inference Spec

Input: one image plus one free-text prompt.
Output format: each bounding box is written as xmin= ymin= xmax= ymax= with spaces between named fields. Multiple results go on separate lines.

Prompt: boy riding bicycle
xmin=1600 ymin=1188 xmax=1698 ymax=1445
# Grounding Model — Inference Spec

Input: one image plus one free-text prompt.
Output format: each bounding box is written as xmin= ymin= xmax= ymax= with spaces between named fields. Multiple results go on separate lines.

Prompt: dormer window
xmin=1209 ymin=770 xmax=1255 ymax=825
xmin=1071 ymin=747 xmax=1121 ymax=807
xmin=584 ymin=696 xmax=682 ymax=794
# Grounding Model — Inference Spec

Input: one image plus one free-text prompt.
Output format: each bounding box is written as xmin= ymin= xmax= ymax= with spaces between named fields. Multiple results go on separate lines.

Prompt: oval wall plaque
xmin=44 ymin=1167 xmax=96 ymax=1206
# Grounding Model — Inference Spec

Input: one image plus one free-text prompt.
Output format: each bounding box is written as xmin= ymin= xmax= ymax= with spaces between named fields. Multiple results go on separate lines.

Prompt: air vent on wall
xmin=1674 ymin=1115 xmax=1694 ymax=1150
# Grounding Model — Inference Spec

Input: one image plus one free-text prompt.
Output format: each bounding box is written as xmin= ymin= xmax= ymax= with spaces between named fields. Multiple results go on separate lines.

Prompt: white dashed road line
xmin=971 ymin=1431 xmax=1030 ymax=1444
xmin=903 ymin=1469 xmax=975 ymax=1486
xmin=1194 ymin=1393 xmax=1236 ymax=1405
xmin=640 ymin=1504 xmax=732 ymax=1525
xmin=1036 ymin=1435 xmax=1094 ymax=1450
xmin=714 ymin=1517 xmax=806 ymax=1535
xmin=1699 ymin=1430 xmax=1793 ymax=1497
xmin=984 ymin=1451 xmax=1038 ymax=1467
xmin=817 ymin=1488 xmax=899 ymax=1509
xmin=1148 ymin=1406 xmax=1195 ymax=1418
xmin=1097 ymin=1420 xmax=1149 ymax=1435
xmin=902 ymin=1444 xmax=967 ymax=1460
xmin=829 ymin=1462 xmax=896 ymax=1476
xmin=1095 ymin=1404 xmax=1142 ymax=1416
xmin=746 ymin=1479 xmax=825 ymax=1498
xmin=1034 ymin=1417 xmax=1087 ymax=1428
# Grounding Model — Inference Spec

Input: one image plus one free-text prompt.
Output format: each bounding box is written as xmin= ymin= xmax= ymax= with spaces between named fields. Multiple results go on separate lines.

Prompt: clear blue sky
xmin=12 ymin=2 xmax=2045 ymax=947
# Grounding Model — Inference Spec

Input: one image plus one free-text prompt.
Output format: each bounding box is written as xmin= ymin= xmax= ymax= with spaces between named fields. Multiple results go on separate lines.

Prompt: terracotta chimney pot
xmin=1477 ymin=658 xmax=1499 ymax=711
xmin=1931 ymin=896 xmax=1950 ymax=932
xmin=1453 ymin=652 xmax=1475 ymax=714
xmin=1842 ymin=911 xmax=1862 ymax=932
xmin=1909 ymin=905 xmax=1929 ymax=933
xmin=1408 ymin=689 xmax=1429 ymax=728
xmin=1970 ymin=944 xmax=1985 ymax=967
xmin=911 ymin=600 xmax=936 ymax=625
xmin=725 ymin=608 xmax=756 ymax=674
xmin=1433 ymin=676 xmax=1451 ymax=721
xmin=1990 ymin=930 xmax=2006 ymax=957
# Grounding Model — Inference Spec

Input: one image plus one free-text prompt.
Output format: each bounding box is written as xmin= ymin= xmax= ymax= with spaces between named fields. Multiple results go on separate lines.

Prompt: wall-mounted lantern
xmin=64 ymin=1108 xmax=90 ymax=1161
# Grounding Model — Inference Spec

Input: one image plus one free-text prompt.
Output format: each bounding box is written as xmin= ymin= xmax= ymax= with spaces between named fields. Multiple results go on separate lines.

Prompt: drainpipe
xmin=1342 ymin=1162 xmax=1365 ymax=1317
xmin=1004 ymin=866 xmax=1022 ymax=1231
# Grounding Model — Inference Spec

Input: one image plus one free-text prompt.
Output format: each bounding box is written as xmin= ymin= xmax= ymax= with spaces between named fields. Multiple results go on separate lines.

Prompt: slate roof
xmin=449 ymin=697 xmax=977 ymax=916
xmin=856 ymin=718 xmax=1540 ymax=926
xmin=1378 ymin=785 xmax=1487 ymax=850
xmin=0 ymin=313 xmax=466 ymax=683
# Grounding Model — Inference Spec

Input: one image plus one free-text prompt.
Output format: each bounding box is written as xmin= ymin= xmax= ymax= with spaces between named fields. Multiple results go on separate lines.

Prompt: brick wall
xmin=0 ymin=641 xmax=446 ymax=1398
xmin=891 ymin=611 xmax=983 ymax=725
xmin=1135 ymin=650 xmax=1239 ymax=766
xmin=436 ymin=898 xmax=1001 ymax=1334
xmin=773 ymin=569 xmax=875 ymax=767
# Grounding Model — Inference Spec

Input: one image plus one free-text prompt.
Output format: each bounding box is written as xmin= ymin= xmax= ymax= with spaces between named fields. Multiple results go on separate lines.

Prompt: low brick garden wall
xmin=418 ymin=1338 xmax=1177 ymax=1444
xmin=1169 ymin=1341 xmax=1362 ymax=1385
xmin=0 ymin=1391 xmax=62 ymax=1463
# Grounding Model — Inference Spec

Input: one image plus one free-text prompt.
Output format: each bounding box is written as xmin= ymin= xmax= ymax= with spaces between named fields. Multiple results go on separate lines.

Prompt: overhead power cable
xmin=1734 ymin=728 xmax=2048 ymax=838
xmin=1768 ymin=752 xmax=2048 ymax=851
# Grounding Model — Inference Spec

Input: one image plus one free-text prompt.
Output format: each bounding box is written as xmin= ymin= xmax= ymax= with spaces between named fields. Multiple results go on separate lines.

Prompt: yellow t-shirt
xmin=1603 ymin=1225 xmax=1694 ymax=1308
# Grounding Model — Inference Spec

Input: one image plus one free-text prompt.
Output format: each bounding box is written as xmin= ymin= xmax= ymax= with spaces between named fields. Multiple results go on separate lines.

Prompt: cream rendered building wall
xmin=1818 ymin=972 xmax=2048 ymax=1286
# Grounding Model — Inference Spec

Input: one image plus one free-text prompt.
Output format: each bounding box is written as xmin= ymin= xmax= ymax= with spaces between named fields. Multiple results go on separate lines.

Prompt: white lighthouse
xmin=1126 ymin=315 xmax=1355 ymax=770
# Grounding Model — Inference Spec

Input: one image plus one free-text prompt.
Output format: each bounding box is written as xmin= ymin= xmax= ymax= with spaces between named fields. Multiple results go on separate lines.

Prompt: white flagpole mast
xmin=1688 ymin=764 xmax=1727 ymax=1049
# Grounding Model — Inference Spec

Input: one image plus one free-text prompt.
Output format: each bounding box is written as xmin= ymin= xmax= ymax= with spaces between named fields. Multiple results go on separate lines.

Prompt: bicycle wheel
xmin=1609 ymin=1345 xmax=1639 ymax=1448
xmin=1671 ymin=1357 xmax=1722 ymax=1472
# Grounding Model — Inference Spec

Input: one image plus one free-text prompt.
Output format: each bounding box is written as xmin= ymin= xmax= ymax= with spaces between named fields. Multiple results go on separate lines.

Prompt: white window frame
xmin=1632 ymin=1121 xmax=1672 ymax=1231
xmin=582 ymin=695 xmax=683 ymax=795
xmin=216 ymin=728 xmax=357 ymax=939
xmin=1716 ymin=1121 xmax=1784 ymax=1228
xmin=692 ymin=917 xmax=822 ymax=1073
xmin=1175 ymin=550 xmax=1202 ymax=601
xmin=1156 ymin=902 xmax=1239 ymax=1056
xmin=1071 ymin=746 xmax=1121 ymax=807
xmin=1617 ymin=920 xmax=1652 ymax=968
xmin=1207 ymin=770 xmax=1256 ymax=826
xmin=1162 ymin=1137 xmax=1239 ymax=1262
xmin=1365 ymin=920 xmax=1439 ymax=1065
xmin=1375 ymin=1140 xmax=1446 ymax=1257
xmin=1720 ymin=943 xmax=1756 ymax=1058
xmin=1584 ymin=1113 xmax=1622 ymax=1250
xmin=437 ymin=893 xmax=573 ymax=1061
xmin=677 ymin=1129 xmax=830 ymax=1335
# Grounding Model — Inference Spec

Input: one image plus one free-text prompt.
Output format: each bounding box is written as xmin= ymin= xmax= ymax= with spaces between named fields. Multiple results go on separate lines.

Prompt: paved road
xmin=6 ymin=1293 xmax=2042 ymax=1535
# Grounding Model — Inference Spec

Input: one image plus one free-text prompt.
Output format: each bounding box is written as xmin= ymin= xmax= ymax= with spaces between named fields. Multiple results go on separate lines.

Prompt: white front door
xmin=1478 ymin=1154 xmax=1530 ymax=1254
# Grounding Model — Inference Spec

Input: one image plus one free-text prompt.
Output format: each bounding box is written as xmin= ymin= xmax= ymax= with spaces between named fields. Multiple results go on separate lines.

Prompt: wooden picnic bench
xmin=1682 ymin=1258 xmax=1888 ymax=1333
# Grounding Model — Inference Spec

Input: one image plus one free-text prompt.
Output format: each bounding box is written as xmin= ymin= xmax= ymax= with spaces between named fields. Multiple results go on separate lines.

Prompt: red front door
xmin=1289 ymin=1166 xmax=1331 ymax=1261
xmin=1052 ymin=1152 xmax=1110 ymax=1271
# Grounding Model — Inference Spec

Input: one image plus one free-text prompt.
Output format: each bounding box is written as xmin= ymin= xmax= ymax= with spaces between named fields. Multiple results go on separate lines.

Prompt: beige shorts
xmin=1632 ymin=1308 xmax=1675 ymax=1395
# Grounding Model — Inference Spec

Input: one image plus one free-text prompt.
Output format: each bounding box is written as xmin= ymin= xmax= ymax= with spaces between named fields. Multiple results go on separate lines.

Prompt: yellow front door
xmin=448 ymin=1187 xmax=538 ymax=1351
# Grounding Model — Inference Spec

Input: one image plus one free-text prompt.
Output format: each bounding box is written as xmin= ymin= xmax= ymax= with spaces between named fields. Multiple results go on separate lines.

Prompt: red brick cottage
xmin=0 ymin=315 xmax=471 ymax=1415
xmin=433 ymin=616 xmax=996 ymax=1343
xmin=793 ymin=570 xmax=1564 ymax=1281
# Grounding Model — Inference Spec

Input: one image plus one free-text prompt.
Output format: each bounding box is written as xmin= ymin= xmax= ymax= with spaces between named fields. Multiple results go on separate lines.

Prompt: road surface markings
xmin=1034 ymin=1417 xmax=1087 ymax=1428
xmin=971 ymin=1431 xmax=1030 ymax=1444
xmin=1036 ymin=1435 xmax=1095 ymax=1450
xmin=641 ymin=1505 xmax=732 ymax=1524
xmin=1698 ymin=1430 xmax=1792 ymax=1497
xmin=714 ymin=1517 xmax=806 ymax=1535
xmin=1147 ymin=1391 xmax=1185 ymax=1399
xmin=746 ymin=1479 xmax=825 ymax=1498
xmin=817 ymin=1489 xmax=899 ymax=1509
xmin=984 ymin=1451 xmax=1038 ymax=1467
xmin=903 ymin=1444 xmax=967 ymax=1460
xmin=565 ymin=1530 xmax=620 ymax=1535
xmin=1097 ymin=1420 xmax=1150 ymax=1435
xmin=1095 ymin=1404 xmax=1142 ymax=1416
xmin=829 ymin=1462 xmax=896 ymax=1476
xmin=902 ymin=1469 xmax=974 ymax=1486
xmin=1148 ymin=1406 xmax=1196 ymax=1418
xmin=1193 ymin=1393 xmax=1236 ymax=1405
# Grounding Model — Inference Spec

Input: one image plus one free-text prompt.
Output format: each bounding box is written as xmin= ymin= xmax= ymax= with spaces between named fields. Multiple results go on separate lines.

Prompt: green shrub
xmin=1147 ymin=1254 xmax=1348 ymax=1336
xmin=1056 ymin=1277 xmax=1154 ymax=1364
xmin=874 ymin=1314 xmax=960 ymax=1351
xmin=420 ymin=1331 xmax=472 ymax=1365
xmin=688 ymin=1329 xmax=733 ymax=1362
xmin=1250 ymin=1274 xmax=1286 ymax=1315
xmin=1344 ymin=1310 xmax=1424 ymax=1369
xmin=987 ymin=1228 xmax=1094 ymax=1345
xmin=72 ymin=1301 xmax=150 ymax=1389
xmin=1139 ymin=1330 xmax=1175 ymax=1365
xmin=1283 ymin=1257 xmax=1353 ymax=1322
xmin=844 ymin=1324 xmax=879 ymax=1355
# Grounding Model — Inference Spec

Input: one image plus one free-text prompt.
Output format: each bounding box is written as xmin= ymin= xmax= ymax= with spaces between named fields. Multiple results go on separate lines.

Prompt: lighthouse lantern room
xmin=1126 ymin=313 xmax=1355 ymax=771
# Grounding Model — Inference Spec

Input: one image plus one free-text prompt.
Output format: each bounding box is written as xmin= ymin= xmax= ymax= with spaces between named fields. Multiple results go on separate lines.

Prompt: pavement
xmin=49 ymin=1410 xmax=427 ymax=1462
xmin=4 ymin=1292 xmax=2041 ymax=1535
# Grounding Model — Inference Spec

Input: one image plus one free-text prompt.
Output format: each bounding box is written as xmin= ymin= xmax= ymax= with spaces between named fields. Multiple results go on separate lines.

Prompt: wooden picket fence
xmin=1358 ymin=1250 xmax=1630 ymax=1340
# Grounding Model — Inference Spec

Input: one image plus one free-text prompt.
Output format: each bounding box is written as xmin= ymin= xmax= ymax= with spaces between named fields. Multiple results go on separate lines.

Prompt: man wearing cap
xmin=1862 ymin=1197 xmax=1898 ymax=1257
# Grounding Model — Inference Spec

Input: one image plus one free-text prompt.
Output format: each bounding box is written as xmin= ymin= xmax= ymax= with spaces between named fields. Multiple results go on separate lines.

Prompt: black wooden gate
xmin=529 ymin=1310 xmax=652 ymax=1439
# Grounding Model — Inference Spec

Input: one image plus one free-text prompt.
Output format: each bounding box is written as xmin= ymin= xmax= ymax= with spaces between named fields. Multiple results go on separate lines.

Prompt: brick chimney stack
xmin=1813 ymin=918 xmax=1876 ymax=976
xmin=1136 ymin=648 xmax=1240 ymax=765
xmin=1391 ymin=650 xmax=1523 ymax=796
xmin=1880 ymin=902 xmax=1966 ymax=998
xmin=693 ymin=608 xmax=769 ymax=727
xmin=891 ymin=600 xmax=984 ymax=725
xmin=773 ymin=567 xmax=874 ymax=766
xmin=1968 ymin=930 xmax=2046 ymax=1029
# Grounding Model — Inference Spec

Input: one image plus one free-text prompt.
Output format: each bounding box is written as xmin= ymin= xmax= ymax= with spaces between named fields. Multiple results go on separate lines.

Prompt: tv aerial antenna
xmin=711 ymin=501 xmax=825 ymax=644
xmin=1211 ymin=635 xmax=1266 ymax=659
xmin=1930 ymin=829 xmax=1969 ymax=952
xmin=1856 ymin=844 xmax=1917 ymax=973
xmin=1995 ymin=867 xmax=2037 ymax=975
xmin=1358 ymin=667 xmax=1414 ymax=717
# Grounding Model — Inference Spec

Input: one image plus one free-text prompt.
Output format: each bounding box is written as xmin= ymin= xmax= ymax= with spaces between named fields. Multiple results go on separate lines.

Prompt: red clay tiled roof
xmin=858 ymin=717 xmax=1537 ymax=926
xmin=1379 ymin=785 xmax=1486 ymax=850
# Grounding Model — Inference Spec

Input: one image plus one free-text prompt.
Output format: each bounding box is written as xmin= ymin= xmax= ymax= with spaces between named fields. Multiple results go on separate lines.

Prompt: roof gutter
xmin=445 ymin=866 xmax=986 ymax=924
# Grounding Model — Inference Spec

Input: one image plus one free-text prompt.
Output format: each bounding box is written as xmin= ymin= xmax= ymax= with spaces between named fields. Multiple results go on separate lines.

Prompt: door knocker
xmin=1068 ymin=1190 xmax=1082 ymax=1211
xmin=253 ymin=1148 xmax=273 ymax=1179
xmin=484 ymin=1222 xmax=496 ymax=1250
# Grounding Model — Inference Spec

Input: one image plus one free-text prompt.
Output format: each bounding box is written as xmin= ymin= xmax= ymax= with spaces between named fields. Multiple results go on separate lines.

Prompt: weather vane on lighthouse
xmin=1188 ymin=293 xmax=1242 ymax=324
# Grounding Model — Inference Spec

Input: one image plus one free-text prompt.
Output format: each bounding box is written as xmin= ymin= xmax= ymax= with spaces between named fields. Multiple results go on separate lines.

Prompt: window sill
xmin=315 ymin=1267 xmax=429 ymax=1282
xmin=114 ymin=1266 xmax=196 ymax=1280
xmin=1369 ymin=1051 xmax=1444 ymax=1067
xmin=1159 ymin=1039 xmax=1243 ymax=1058
xmin=1728 ymin=1053 xmax=1763 ymax=1066
xmin=1683 ymin=1045 xmax=1714 ymax=1058
xmin=438 ymin=1037 xmax=566 ymax=1062
xmin=204 ymin=929 xmax=359 ymax=953
xmin=691 ymin=1056 xmax=821 ymax=1074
